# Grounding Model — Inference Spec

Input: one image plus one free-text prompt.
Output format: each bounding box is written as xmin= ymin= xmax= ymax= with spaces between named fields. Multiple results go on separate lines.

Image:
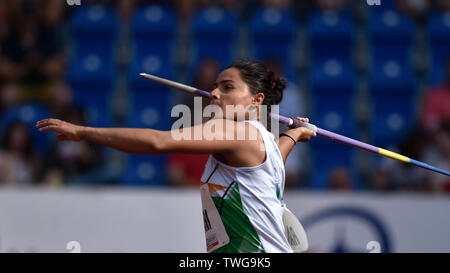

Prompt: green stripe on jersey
xmin=211 ymin=183 xmax=264 ymax=253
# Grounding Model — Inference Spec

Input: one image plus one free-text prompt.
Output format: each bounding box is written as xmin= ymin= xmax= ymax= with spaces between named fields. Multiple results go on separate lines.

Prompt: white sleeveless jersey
xmin=200 ymin=120 xmax=293 ymax=253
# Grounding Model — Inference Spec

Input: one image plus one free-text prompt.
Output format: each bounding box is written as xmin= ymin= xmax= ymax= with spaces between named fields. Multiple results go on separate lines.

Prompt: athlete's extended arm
xmin=36 ymin=118 xmax=263 ymax=161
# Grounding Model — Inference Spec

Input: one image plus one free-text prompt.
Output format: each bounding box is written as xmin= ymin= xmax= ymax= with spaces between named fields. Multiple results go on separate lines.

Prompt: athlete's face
xmin=210 ymin=68 xmax=264 ymax=121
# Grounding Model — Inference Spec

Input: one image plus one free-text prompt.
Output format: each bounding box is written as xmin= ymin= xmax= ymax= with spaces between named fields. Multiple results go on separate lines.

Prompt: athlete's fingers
xmin=295 ymin=117 xmax=309 ymax=123
xmin=37 ymin=118 xmax=62 ymax=126
xmin=38 ymin=125 xmax=61 ymax=133
xmin=36 ymin=119 xmax=60 ymax=129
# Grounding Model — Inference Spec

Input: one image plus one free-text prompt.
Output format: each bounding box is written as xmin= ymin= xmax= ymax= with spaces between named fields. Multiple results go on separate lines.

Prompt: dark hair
xmin=1 ymin=120 xmax=33 ymax=157
xmin=227 ymin=59 xmax=287 ymax=108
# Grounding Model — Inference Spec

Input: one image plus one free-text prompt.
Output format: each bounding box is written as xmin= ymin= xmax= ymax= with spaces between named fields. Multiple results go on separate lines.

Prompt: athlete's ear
xmin=252 ymin=93 xmax=265 ymax=106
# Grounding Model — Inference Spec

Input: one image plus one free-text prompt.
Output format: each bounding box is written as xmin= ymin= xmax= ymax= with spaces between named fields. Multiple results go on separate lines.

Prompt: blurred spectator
xmin=0 ymin=82 xmax=22 ymax=114
xmin=116 ymin=0 xmax=137 ymax=23
xmin=0 ymin=121 xmax=40 ymax=186
xmin=37 ymin=107 xmax=104 ymax=186
xmin=265 ymin=58 xmax=309 ymax=188
xmin=420 ymin=57 xmax=450 ymax=134
xmin=369 ymin=127 xmax=434 ymax=192
xmin=190 ymin=58 xmax=220 ymax=119
xmin=315 ymin=0 xmax=348 ymax=12
xmin=0 ymin=0 xmax=8 ymax=39
xmin=197 ymin=0 xmax=240 ymax=10
xmin=167 ymin=58 xmax=218 ymax=187
xmin=39 ymin=0 xmax=68 ymax=80
xmin=422 ymin=122 xmax=450 ymax=193
xmin=263 ymin=0 xmax=292 ymax=10
xmin=175 ymin=0 xmax=198 ymax=24
xmin=194 ymin=58 xmax=221 ymax=92
xmin=167 ymin=153 xmax=210 ymax=187
xmin=370 ymin=168 xmax=394 ymax=192
xmin=0 ymin=0 xmax=67 ymax=85
xmin=392 ymin=127 xmax=430 ymax=191
xmin=397 ymin=0 xmax=429 ymax=22
xmin=328 ymin=167 xmax=353 ymax=191
xmin=175 ymin=0 xmax=241 ymax=24
xmin=432 ymin=0 xmax=450 ymax=11
xmin=46 ymin=81 xmax=75 ymax=120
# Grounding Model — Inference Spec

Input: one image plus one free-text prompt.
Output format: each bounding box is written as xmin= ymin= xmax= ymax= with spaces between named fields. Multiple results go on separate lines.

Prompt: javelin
xmin=139 ymin=72 xmax=450 ymax=177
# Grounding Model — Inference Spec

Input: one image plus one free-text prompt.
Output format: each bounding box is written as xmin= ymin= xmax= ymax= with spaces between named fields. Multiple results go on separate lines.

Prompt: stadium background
xmin=0 ymin=0 xmax=449 ymax=253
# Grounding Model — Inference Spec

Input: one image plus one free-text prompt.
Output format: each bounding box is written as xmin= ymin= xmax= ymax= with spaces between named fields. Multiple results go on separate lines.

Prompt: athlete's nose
xmin=210 ymin=88 xmax=220 ymax=101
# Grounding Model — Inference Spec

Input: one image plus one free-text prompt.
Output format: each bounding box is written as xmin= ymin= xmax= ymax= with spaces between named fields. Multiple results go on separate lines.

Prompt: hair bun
xmin=271 ymin=77 xmax=287 ymax=105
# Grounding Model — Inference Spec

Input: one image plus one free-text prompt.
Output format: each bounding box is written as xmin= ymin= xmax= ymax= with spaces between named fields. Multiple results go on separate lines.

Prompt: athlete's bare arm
xmin=277 ymin=117 xmax=316 ymax=164
xmin=36 ymin=118 xmax=266 ymax=168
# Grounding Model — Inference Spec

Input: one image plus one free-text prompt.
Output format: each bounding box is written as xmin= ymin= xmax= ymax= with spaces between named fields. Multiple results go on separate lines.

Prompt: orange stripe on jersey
xmin=200 ymin=182 xmax=228 ymax=193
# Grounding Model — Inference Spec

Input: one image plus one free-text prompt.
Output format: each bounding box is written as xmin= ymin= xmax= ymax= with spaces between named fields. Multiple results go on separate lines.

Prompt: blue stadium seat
xmin=369 ymin=60 xmax=417 ymax=147
xmin=68 ymin=50 xmax=115 ymax=90
xmin=249 ymin=8 xmax=297 ymax=62
xmin=428 ymin=62 xmax=447 ymax=85
xmin=368 ymin=9 xmax=415 ymax=64
xmin=369 ymin=9 xmax=415 ymax=46
xmin=309 ymin=59 xmax=356 ymax=136
xmin=67 ymin=40 xmax=116 ymax=127
xmin=131 ymin=5 xmax=177 ymax=42
xmin=427 ymin=12 xmax=450 ymax=48
xmin=122 ymin=154 xmax=168 ymax=186
xmin=427 ymin=12 xmax=450 ymax=84
xmin=0 ymin=103 xmax=51 ymax=155
xmin=132 ymin=39 xmax=175 ymax=62
xmin=70 ymin=2 xmax=118 ymax=84
xmin=312 ymin=98 xmax=357 ymax=137
xmin=72 ymin=89 xmax=113 ymax=127
xmin=310 ymin=59 xmax=355 ymax=96
xmin=309 ymin=140 xmax=358 ymax=189
xmin=371 ymin=101 xmax=415 ymax=149
xmin=67 ymin=47 xmax=115 ymax=127
xmin=308 ymin=9 xmax=355 ymax=62
xmin=126 ymin=89 xmax=172 ymax=131
xmin=190 ymin=7 xmax=238 ymax=69
xmin=308 ymin=58 xmax=358 ymax=189
xmin=370 ymin=59 xmax=416 ymax=91
xmin=129 ymin=53 xmax=174 ymax=91
xmin=131 ymin=5 xmax=177 ymax=66
xmin=71 ymin=5 xmax=118 ymax=41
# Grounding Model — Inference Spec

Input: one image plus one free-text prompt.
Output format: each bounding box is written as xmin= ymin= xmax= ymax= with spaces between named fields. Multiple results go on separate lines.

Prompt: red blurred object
xmin=167 ymin=153 xmax=210 ymax=187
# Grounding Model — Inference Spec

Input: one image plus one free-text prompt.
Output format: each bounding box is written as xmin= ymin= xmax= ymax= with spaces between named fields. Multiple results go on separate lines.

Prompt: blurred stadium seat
xmin=308 ymin=9 xmax=355 ymax=62
xmin=308 ymin=140 xmax=358 ymax=190
xmin=131 ymin=5 xmax=176 ymax=59
xmin=131 ymin=5 xmax=176 ymax=42
xmin=122 ymin=154 xmax=168 ymax=186
xmin=71 ymin=5 xmax=118 ymax=41
xmin=309 ymin=59 xmax=356 ymax=135
xmin=130 ymin=5 xmax=176 ymax=92
xmin=368 ymin=9 xmax=415 ymax=65
xmin=249 ymin=8 xmax=296 ymax=63
xmin=308 ymin=58 xmax=358 ymax=189
xmin=126 ymin=89 xmax=172 ymax=131
xmin=67 ymin=48 xmax=115 ymax=127
xmin=69 ymin=5 xmax=118 ymax=127
xmin=369 ymin=59 xmax=417 ymax=148
xmin=191 ymin=7 xmax=238 ymax=69
xmin=426 ymin=12 xmax=450 ymax=84
xmin=129 ymin=54 xmax=174 ymax=90
xmin=122 ymin=87 xmax=172 ymax=186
